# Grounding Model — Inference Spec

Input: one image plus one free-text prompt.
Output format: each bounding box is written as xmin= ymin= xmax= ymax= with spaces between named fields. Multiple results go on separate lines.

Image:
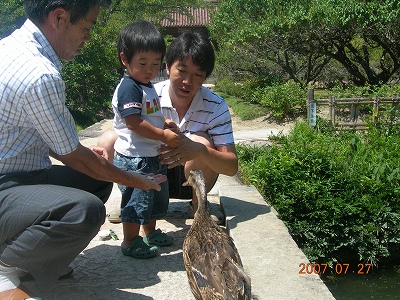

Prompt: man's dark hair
xmin=23 ymin=0 xmax=112 ymax=24
xmin=165 ymin=31 xmax=215 ymax=78
xmin=117 ymin=20 xmax=166 ymax=67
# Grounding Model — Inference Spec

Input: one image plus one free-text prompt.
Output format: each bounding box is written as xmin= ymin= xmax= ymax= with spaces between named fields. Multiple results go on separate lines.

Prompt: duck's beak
xmin=182 ymin=180 xmax=190 ymax=186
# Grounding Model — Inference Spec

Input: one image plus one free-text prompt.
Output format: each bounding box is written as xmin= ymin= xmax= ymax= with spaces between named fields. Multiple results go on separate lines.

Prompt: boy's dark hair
xmin=23 ymin=0 xmax=112 ymax=24
xmin=166 ymin=31 xmax=215 ymax=78
xmin=117 ymin=20 xmax=166 ymax=67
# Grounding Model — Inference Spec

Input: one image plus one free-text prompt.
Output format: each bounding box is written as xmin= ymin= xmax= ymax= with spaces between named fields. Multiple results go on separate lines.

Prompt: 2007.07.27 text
xmin=299 ymin=263 xmax=372 ymax=275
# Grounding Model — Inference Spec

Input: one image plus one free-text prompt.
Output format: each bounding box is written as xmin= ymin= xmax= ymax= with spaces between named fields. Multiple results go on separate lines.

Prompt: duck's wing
xmin=184 ymin=227 xmax=251 ymax=300
xmin=183 ymin=234 xmax=224 ymax=300
xmin=222 ymin=256 xmax=252 ymax=300
xmin=183 ymin=231 xmax=204 ymax=300
xmin=211 ymin=223 xmax=244 ymax=267
xmin=210 ymin=231 xmax=251 ymax=300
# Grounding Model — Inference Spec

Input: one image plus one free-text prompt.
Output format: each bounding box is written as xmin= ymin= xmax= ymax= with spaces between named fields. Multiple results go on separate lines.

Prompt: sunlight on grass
xmin=218 ymin=92 xmax=270 ymax=120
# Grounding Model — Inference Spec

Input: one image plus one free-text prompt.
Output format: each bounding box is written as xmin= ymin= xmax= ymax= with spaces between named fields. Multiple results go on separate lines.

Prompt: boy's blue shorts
xmin=114 ymin=153 xmax=169 ymax=225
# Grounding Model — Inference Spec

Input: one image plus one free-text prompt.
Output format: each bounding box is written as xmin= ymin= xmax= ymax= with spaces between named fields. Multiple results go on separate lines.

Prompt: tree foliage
xmin=210 ymin=0 xmax=400 ymax=86
xmin=0 ymin=0 xmax=25 ymax=38
xmin=0 ymin=0 xmax=205 ymax=125
xmin=63 ymin=0 xmax=205 ymax=121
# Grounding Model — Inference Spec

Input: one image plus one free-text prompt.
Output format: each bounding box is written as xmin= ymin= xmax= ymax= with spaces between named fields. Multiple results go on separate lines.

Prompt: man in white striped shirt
xmin=156 ymin=32 xmax=238 ymax=223
xmin=0 ymin=1 xmax=166 ymax=298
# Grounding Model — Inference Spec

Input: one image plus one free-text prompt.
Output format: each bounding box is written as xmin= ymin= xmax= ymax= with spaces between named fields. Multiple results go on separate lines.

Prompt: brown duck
xmin=182 ymin=170 xmax=251 ymax=300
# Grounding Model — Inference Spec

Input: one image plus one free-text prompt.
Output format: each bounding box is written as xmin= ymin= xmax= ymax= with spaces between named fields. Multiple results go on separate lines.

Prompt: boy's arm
xmin=124 ymin=114 xmax=181 ymax=148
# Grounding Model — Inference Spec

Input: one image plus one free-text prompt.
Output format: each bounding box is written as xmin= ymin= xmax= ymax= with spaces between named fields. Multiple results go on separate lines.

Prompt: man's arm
xmin=54 ymin=143 xmax=166 ymax=191
xmin=158 ymin=135 xmax=238 ymax=176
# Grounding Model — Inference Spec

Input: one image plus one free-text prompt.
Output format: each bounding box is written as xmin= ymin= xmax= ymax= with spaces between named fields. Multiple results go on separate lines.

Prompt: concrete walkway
xmin=24 ymin=120 xmax=335 ymax=299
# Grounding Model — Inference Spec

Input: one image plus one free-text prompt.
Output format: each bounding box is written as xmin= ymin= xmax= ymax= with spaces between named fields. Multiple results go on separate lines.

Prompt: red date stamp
xmin=299 ymin=263 xmax=372 ymax=275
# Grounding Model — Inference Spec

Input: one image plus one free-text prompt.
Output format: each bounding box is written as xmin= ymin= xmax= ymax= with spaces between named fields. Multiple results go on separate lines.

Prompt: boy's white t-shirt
xmin=113 ymin=76 xmax=164 ymax=157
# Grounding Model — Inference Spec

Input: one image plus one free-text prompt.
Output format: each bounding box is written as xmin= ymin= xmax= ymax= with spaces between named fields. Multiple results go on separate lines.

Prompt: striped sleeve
xmin=205 ymin=95 xmax=234 ymax=146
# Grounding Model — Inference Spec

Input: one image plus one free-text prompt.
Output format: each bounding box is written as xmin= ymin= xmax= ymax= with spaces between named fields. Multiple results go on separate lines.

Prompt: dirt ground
xmin=229 ymin=108 xmax=295 ymax=133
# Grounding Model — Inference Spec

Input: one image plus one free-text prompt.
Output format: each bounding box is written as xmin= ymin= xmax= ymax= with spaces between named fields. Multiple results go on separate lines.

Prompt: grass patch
xmin=218 ymin=92 xmax=270 ymax=120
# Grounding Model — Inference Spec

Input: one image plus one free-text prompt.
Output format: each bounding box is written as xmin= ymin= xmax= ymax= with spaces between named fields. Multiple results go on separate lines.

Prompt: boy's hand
xmin=162 ymin=129 xmax=182 ymax=148
xmin=164 ymin=119 xmax=180 ymax=133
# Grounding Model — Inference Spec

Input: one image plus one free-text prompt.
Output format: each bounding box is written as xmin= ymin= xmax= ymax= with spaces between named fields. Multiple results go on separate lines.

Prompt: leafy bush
xmin=326 ymin=83 xmax=400 ymax=98
xmin=216 ymin=78 xmax=306 ymax=120
xmin=219 ymin=92 xmax=270 ymax=120
xmin=237 ymin=120 xmax=400 ymax=266
xmin=255 ymin=80 xmax=306 ymax=119
xmin=215 ymin=78 xmax=246 ymax=99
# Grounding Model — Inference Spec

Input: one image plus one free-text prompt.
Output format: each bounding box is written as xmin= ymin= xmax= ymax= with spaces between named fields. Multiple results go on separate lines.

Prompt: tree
xmin=306 ymin=0 xmax=400 ymax=86
xmin=0 ymin=0 xmax=206 ymax=126
xmin=62 ymin=0 xmax=206 ymax=122
xmin=0 ymin=0 xmax=25 ymax=39
xmin=210 ymin=0 xmax=400 ymax=86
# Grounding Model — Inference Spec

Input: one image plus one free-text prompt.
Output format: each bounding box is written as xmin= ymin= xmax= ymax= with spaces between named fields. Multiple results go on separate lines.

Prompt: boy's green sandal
xmin=143 ymin=229 xmax=173 ymax=246
xmin=121 ymin=236 xmax=158 ymax=259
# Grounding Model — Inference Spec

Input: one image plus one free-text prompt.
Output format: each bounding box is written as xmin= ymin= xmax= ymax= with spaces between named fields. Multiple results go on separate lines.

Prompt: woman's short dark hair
xmin=23 ymin=0 xmax=111 ymax=24
xmin=166 ymin=31 xmax=215 ymax=78
xmin=117 ymin=20 xmax=166 ymax=67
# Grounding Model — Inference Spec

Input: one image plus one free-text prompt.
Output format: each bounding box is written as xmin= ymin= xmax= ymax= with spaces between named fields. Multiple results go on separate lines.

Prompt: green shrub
xmin=216 ymin=78 xmax=306 ymax=120
xmin=62 ymin=26 xmax=120 ymax=123
xmin=257 ymin=80 xmax=306 ymax=119
xmin=219 ymin=93 xmax=270 ymax=120
xmin=237 ymin=120 xmax=400 ymax=266
xmin=215 ymin=78 xmax=246 ymax=99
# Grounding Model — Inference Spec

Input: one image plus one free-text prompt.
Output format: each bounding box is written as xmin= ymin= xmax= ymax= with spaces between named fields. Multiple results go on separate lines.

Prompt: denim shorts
xmin=113 ymin=153 xmax=169 ymax=225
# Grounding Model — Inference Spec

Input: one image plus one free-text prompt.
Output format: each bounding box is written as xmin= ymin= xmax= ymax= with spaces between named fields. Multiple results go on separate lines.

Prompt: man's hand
xmin=158 ymin=135 xmax=204 ymax=168
xmin=88 ymin=146 xmax=109 ymax=160
xmin=128 ymin=172 xmax=167 ymax=191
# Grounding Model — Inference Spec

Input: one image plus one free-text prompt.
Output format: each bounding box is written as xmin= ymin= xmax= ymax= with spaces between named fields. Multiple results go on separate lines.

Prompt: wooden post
xmin=391 ymin=94 xmax=399 ymax=124
xmin=350 ymin=100 xmax=360 ymax=123
xmin=373 ymin=96 xmax=379 ymax=123
xmin=329 ymin=96 xmax=335 ymax=126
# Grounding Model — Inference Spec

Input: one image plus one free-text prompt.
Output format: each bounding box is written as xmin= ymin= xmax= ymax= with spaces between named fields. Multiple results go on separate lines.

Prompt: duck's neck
xmin=195 ymin=180 xmax=207 ymax=213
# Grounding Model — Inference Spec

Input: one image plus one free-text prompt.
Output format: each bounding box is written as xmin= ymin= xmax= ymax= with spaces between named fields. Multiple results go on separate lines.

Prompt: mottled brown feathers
xmin=182 ymin=170 xmax=251 ymax=300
